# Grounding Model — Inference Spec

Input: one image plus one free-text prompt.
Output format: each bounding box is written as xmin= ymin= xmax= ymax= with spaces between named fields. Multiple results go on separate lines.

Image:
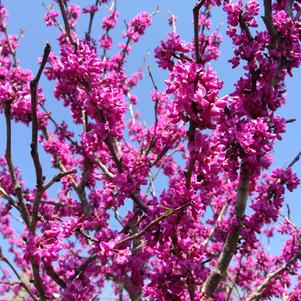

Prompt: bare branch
xmin=147 ymin=65 xmax=158 ymax=91
xmin=4 ymin=27 xmax=17 ymax=67
xmin=86 ymin=0 xmax=100 ymax=39
xmin=129 ymin=192 xmax=149 ymax=213
xmin=193 ymin=0 xmax=205 ymax=64
xmin=4 ymin=102 xmax=30 ymax=227
xmin=0 ymin=185 xmax=18 ymax=209
xmin=57 ymin=0 xmax=77 ymax=47
xmin=203 ymin=203 xmax=228 ymax=247
xmin=30 ymin=43 xmax=51 ymax=234
xmin=43 ymin=169 xmax=77 ymax=191
xmin=288 ymin=151 xmax=301 ymax=168
xmin=31 ymin=261 xmax=47 ymax=300
xmin=262 ymin=0 xmax=278 ymax=48
xmin=43 ymin=261 xmax=66 ymax=289
xmin=94 ymin=155 xmax=114 ymax=179
xmin=202 ymin=167 xmax=250 ymax=297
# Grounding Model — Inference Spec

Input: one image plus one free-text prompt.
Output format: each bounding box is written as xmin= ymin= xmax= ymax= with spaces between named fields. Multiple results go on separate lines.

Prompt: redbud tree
xmin=0 ymin=0 xmax=300 ymax=300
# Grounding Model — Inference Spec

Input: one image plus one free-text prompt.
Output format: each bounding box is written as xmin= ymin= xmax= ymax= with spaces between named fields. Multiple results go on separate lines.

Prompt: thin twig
xmin=96 ymin=109 xmax=148 ymax=212
xmin=288 ymin=151 xmax=301 ymax=168
xmin=147 ymin=65 xmax=158 ymax=91
xmin=117 ymin=201 xmax=192 ymax=246
xmin=94 ymin=155 xmax=114 ymax=179
xmin=0 ymin=249 xmax=38 ymax=301
xmin=4 ymin=102 xmax=30 ymax=228
xmin=4 ymin=27 xmax=17 ymax=67
xmin=246 ymin=213 xmax=301 ymax=301
xmin=43 ymin=169 xmax=77 ymax=191
xmin=72 ymin=202 xmax=192 ymax=280
xmin=40 ymin=103 xmax=79 ymax=146
xmin=286 ymin=118 xmax=296 ymax=124
xmin=204 ymin=203 xmax=228 ymax=247
xmin=0 ymin=185 xmax=18 ymax=209
xmin=86 ymin=0 xmax=100 ymax=39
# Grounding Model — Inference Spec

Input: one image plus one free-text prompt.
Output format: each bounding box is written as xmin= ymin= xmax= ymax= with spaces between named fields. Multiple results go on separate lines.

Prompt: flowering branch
xmin=117 ymin=201 xmax=192 ymax=246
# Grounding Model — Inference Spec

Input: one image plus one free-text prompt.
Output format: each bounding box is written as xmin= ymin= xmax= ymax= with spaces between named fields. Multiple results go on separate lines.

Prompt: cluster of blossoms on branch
xmin=0 ymin=0 xmax=300 ymax=300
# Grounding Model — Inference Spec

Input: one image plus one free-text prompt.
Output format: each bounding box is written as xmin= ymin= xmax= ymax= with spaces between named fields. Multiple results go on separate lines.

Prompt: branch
xmin=40 ymin=103 xmax=79 ymax=146
xmin=288 ymin=150 xmax=301 ymax=168
xmin=117 ymin=201 xmax=192 ymax=246
xmin=57 ymin=0 xmax=77 ymax=47
xmin=203 ymin=203 xmax=228 ymax=247
xmin=129 ymin=192 xmax=149 ymax=213
xmin=72 ymin=253 xmax=98 ymax=281
xmin=30 ymin=43 xmax=51 ymax=234
xmin=262 ymin=0 xmax=278 ymax=48
xmin=184 ymin=121 xmax=197 ymax=188
xmin=86 ymin=0 xmax=100 ymax=39
xmin=147 ymin=65 xmax=158 ymax=91
xmin=202 ymin=167 xmax=250 ymax=297
xmin=94 ymin=154 xmax=114 ymax=179
xmin=96 ymin=109 xmax=148 ymax=213
xmin=144 ymin=148 xmax=179 ymax=200
xmin=30 ymin=261 xmax=47 ymax=300
xmin=4 ymin=102 xmax=30 ymax=227
xmin=76 ymin=159 xmax=91 ymax=216
xmin=0 ymin=249 xmax=38 ymax=301
xmin=72 ymin=202 xmax=192 ymax=279
xmin=41 ymin=126 xmax=90 ymax=216
xmin=193 ymin=0 xmax=205 ymax=64
xmin=246 ymin=213 xmax=301 ymax=301
xmin=144 ymin=65 xmax=159 ymax=157
xmin=43 ymin=169 xmax=77 ymax=191
xmin=150 ymin=144 xmax=171 ymax=167
xmin=4 ymin=27 xmax=17 ymax=67
xmin=0 ymin=185 xmax=18 ymax=209
xmin=43 ymin=261 xmax=66 ymax=289
xmin=239 ymin=14 xmax=253 ymax=41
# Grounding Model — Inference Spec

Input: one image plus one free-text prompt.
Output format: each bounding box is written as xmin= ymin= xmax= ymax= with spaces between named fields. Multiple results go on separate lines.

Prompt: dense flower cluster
xmin=0 ymin=0 xmax=300 ymax=300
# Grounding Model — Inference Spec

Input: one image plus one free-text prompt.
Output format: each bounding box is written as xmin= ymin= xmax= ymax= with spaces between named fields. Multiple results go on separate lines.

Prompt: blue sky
xmin=1 ymin=0 xmax=301 ymax=299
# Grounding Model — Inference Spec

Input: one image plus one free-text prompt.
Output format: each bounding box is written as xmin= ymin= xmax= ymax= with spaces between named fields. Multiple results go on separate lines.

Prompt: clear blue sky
xmin=1 ymin=1 xmax=301 ymax=299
